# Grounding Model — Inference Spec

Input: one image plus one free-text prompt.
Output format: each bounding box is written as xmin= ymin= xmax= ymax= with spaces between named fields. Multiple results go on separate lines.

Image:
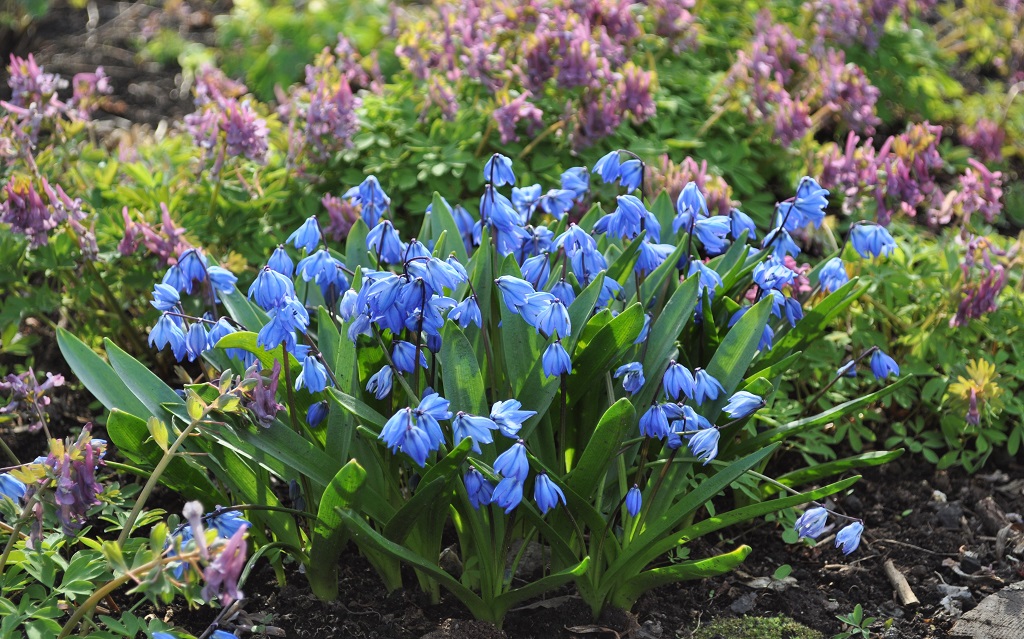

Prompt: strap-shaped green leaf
xmin=567 ymin=399 xmax=635 ymax=497
xmin=105 ymin=339 xmax=187 ymax=423
xmin=346 ymin=218 xmax=372 ymax=273
xmin=638 ymin=241 xmax=686 ymax=302
xmin=759 ymin=278 xmax=865 ymax=367
xmin=440 ymin=322 xmax=487 ymax=416
xmin=650 ymin=191 xmax=676 ymax=245
xmin=308 ymin=460 xmax=366 ymax=600
xmin=611 ymin=546 xmax=750 ymax=609
xmin=56 ymin=328 xmax=148 ymax=418
xmin=606 ymin=230 xmax=646 ymax=286
xmin=635 ymin=275 xmax=700 ymax=408
xmin=567 ymin=302 xmax=645 ymax=408
xmin=766 ymin=450 xmax=903 ymax=495
xmin=430 ymin=192 xmax=469 ymax=264
xmin=220 ymin=286 xmax=268 ymax=330
xmin=493 ymin=556 xmax=590 ymax=611
xmin=327 ymin=387 xmax=388 ymax=430
xmin=498 ymin=255 xmax=544 ymax=394
xmin=703 ymin=295 xmax=773 ymax=421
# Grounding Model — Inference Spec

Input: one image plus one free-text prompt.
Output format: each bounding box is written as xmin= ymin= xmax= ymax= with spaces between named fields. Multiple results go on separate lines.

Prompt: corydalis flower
xmin=0 ymin=368 xmax=64 ymax=433
xmin=201 ymin=525 xmax=248 ymax=605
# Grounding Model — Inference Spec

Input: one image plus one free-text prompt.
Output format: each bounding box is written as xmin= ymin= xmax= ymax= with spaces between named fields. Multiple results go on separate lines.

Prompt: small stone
xmin=938 ymin=502 xmax=965 ymax=529
xmin=729 ymin=592 xmax=757 ymax=614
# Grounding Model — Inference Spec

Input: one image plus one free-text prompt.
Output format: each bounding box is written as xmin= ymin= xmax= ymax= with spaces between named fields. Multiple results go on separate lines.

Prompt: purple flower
xmin=247 ymin=361 xmax=283 ymax=426
xmin=222 ymin=100 xmax=269 ymax=163
xmin=202 ymin=526 xmax=248 ymax=605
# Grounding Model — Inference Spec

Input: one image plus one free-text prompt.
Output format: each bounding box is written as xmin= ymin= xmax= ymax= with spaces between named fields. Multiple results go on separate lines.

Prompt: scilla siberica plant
xmin=60 ymin=151 xmax=907 ymax=625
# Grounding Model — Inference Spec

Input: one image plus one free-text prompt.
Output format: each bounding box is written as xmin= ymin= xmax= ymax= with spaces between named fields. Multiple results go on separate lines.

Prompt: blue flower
xmin=869 ymin=349 xmax=899 ymax=379
xmin=205 ymin=509 xmax=250 ymax=539
xmin=206 ymin=318 xmax=238 ymax=354
xmin=296 ymin=355 xmax=331 ymax=392
xmin=794 ymin=506 xmax=829 ymax=539
xmin=752 ymin=255 xmax=796 ymax=291
xmin=534 ymin=298 xmax=571 ymax=339
xmin=495 ymin=276 xmax=536 ymax=314
xmin=521 ymin=253 xmax=551 ymax=290
xmin=673 ymin=182 xmax=708 ymax=233
xmin=512 ymin=184 xmax=542 ymax=219
xmin=783 ymin=296 xmax=803 ymax=327
xmin=723 ymin=391 xmax=764 ymax=419
xmin=849 ymin=223 xmax=896 ymax=259
xmin=185 ymin=322 xmax=209 ymax=362
xmin=835 ymin=521 xmax=864 ymax=555
xmin=306 ymin=401 xmax=329 ymax=428
xmin=560 ymin=166 xmax=589 ymax=198
xmin=449 ymin=296 xmax=482 ymax=329
xmin=211 ymin=631 xmax=237 ymax=639
xmin=687 ymin=261 xmax=723 ymax=299
xmin=614 ymin=362 xmax=645 ymax=394
xmin=162 ymin=265 xmax=187 ymax=292
xmin=634 ymin=313 xmax=652 ymax=344
xmin=492 ymin=477 xmax=524 ymax=514
xmin=542 ymin=342 xmax=572 ymax=377
xmin=366 ymin=219 xmax=404 ymax=264
xmin=533 ymin=473 xmax=566 ymax=515
xmin=464 ymin=468 xmax=494 ymax=509
xmin=688 ymin=427 xmax=720 ymax=464
xmin=151 ymin=283 xmax=180 ymax=312
xmin=366 ymin=365 xmax=394 ymax=400
xmin=248 ymin=267 xmax=295 ymax=310
xmin=592 ymin=150 xmax=621 ymax=183
xmin=152 ymin=633 xmax=178 ymax=639
xmin=0 ymin=473 xmax=26 ymax=502
xmin=663 ymin=361 xmax=695 ymax=401
xmin=639 ymin=404 xmax=670 ymax=439
xmin=540 ymin=189 xmax=577 ymax=219
xmin=730 ymin=208 xmax=758 ymax=240
xmin=379 ymin=407 xmax=435 ymax=467
xmin=761 ymin=227 xmax=801 ymax=258
xmin=619 ymin=159 xmax=644 ymax=192
xmin=149 ymin=314 xmax=187 ymax=360
xmin=203 ymin=267 xmax=235 ymax=296
xmin=484 ymin=153 xmax=516 ymax=186
xmin=636 ymin=241 xmax=675 ymax=276
xmin=494 ymin=440 xmax=529 ymax=482
xmin=692 ymin=369 xmax=724 ymax=405
xmin=452 ymin=412 xmax=498 ymax=453
xmin=355 ymin=176 xmax=390 ymax=227
xmin=295 ymin=249 xmax=336 ymax=283
xmin=553 ymin=224 xmax=597 ymax=257
xmin=392 ymin=341 xmax=428 ymax=374
xmin=490 ymin=400 xmax=537 ymax=438
xmin=819 ymin=257 xmax=849 ymax=293
xmin=693 ymin=216 xmax=732 ymax=255
xmin=837 ymin=360 xmax=857 ymax=377
xmin=287 ymin=216 xmax=322 ymax=253
xmin=778 ymin=176 xmax=829 ymax=229
xmin=176 ymin=249 xmax=207 ymax=291
xmin=626 ymin=485 xmax=642 ymax=517
xmin=268 ymin=245 xmax=294 ymax=277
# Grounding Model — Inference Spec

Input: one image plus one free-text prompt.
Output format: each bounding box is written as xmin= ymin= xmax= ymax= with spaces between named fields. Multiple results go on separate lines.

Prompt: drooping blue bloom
xmin=366 ymin=219 xmax=404 ymax=264
xmin=492 ymin=477 xmax=524 ymax=514
xmin=452 ymin=412 xmax=498 ymax=453
xmin=306 ymin=401 xmax=329 ymax=428
xmin=592 ymin=150 xmax=621 ymax=183
xmin=177 ymin=249 xmax=207 ymax=292
xmin=596 ymin=274 xmax=622 ymax=308
xmin=619 ymin=159 xmax=644 ymax=192
xmin=0 ymin=473 xmax=26 ymax=502
xmin=835 ymin=521 xmax=864 ymax=555
xmin=416 ymin=393 xmax=453 ymax=429
xmin=663 ymin=361 xmax=695 ymax=401
xmin=268 ymin=245 xmax=294 ymax=277
xmin=210 ymin=631 xmax=237 ymax=639
xmin=495 ymin=276 xmax=536 ymax=314
xmin=730 ymin=208 xmax=758 ymax=241
xmin=626 ymin=485 xmax=642 ymax=517
xmin=448 ymin=295 xmax=482 ymax=329
xmin=849 ymin=223 xmax=896 ymax=259
xmin=560 ymin=166 xmax=589 ymax=198
xmin=794 ymin=506 xmax=829 ymax=539
xmin=533 ymin=473 xmax=566 ymax=515
xmin=151 ymin=283 xmax=180 ymax=312
xmin=185 ymin=322 xmax=209 ymax=362
xmin=512 ymin=184 xmax=542 ymax=219
xmin=490 ymin=400 xmax=537 ymax=438
xmin=162 ymin=265 xmax=187 ymax=292
xmin=484 ymin=153 xmax=516 ymax=186
xmin=778 ymin=176 xmax=829 ymax=230
xmin=205 ymin=509 xmax=250 ymax=539
xmin=819 ymin=257 xmax=849 ymax=293
xmin=693 ymin=216 xmax=732 ymax=255
xmin=366 ymin=365 xmax=394 ymax=400
xmin=248 ymin=267 xmax=295 ymax=310
xmin=553 ymin=224 xmax=597 ymax=257
xmin=837 ymin=360 xmax=857 ymax=377
xmin=692 ymin=369 xmax=724 ymax=405
xmin=295 ymin=249 xmax=335 ymax=283
xmin=761 ymin=227 xmax=801 ymax=258
xmin=783 ymin=296 xmax=803 ymax=327
xmin=521 ymin=253 xmax=551 ymax=290
xmin=519 ymin=291 xmax=556 ymax=328
xmin=464 ymin=468 xmax=494 ymax=509
xmin=673 ymin=182 xmax=708 ymax=232
xmin=494 ymin=440 xmax=529 ymax=483
xmin=542 ymin=342 xmax=572 ymax=377
xmin=687 ymin=261 xmax=724 ymax=299
xmin=453 ymin=204 xmax=477 ymax=251
xmin=688 ymin=427 xmax=720 ymax=464
xmin=753 ymin=255 xmax=796 ymax=291
xmin=392 ymin=341 xmax=428 ymax=374
xmin=634 ymin=313 xmax=652 ymax=344
xmin=550 ymin=281 xmax=575 ymax=308
xmin=539 ymin=189 xmax=577 ymax=219
xmin=639 ymin=403 xmax=670 ymax=439
xmin=635 ymin=241 xmax=675 ymax=276
xmin=594 ymin=194 xmax=646 ymax=240
xmin=338 ymin=288 xmax=359 ymax=321
xmin=379 ymin=407 xmax=434 ymax=467
xmin=869 ymin=349 xmax=899 ymax=379
xmin=206 ymin=317 xmax=237 ymax=353
xmin=724 ymin=391 xmax=764 ymax=419
xmin=728 ymin=306 xmax=774 ymax=351
xmin=287 ymin=216 xmax=322 ymax=253
xmin=150 ymin=314 xmax=187 ymax=360
xmin=204 ymin=266 xmax=236 ymax=296
xmin=534 ymin=297 xmax=571 ymax=339
xmin=571 ymin=247 xmax=609 ymax=288
xmin=256 ymin=297 xmax=308 ymax=352
xmin=614 ymin=362 xmax=645 ymax=394
xmin=296 ymin=355 xmax=331 ymax=393
xmin=355 ymin=176 xmax=390 ymax=227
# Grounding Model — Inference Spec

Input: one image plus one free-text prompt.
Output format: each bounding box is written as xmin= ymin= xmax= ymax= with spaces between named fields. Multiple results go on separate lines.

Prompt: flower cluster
xmin=166 ymin=503 xmax=251 ymax=605
xmin=805 ymin=0 xmax=938 ymax=51
xmin=0 ymin=368 xmax=64 ymax=434
xmin=951 ymin=236 xmax=1011 ymax=327
xmin=0 ymin=175 xmax=95 ymax=253
xmin=794 ymin=505 xmax=864 ymax=555
xmin=183 ymin=67 xmax=270 ymax=170
xmin=119 ymin=203 xmax=194 ymax=265
xmin=2 ymin=53 xmax=110 ymax=129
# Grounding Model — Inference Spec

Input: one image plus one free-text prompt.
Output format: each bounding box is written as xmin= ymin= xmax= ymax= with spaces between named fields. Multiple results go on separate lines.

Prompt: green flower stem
xmin=0 ymin=437 xmax=20 ymax=466
xmin=115 ymin=401 xmax=216 ymax=548
xmin=0 ymin=494 xmax=37 ymax=577
xmin=372 ymin=327 xmax=419 ymax=405
xmin=517 ymin=120 xmax=564 ymax=160
xmin=280 ymin=346 xmax=317 ymax=513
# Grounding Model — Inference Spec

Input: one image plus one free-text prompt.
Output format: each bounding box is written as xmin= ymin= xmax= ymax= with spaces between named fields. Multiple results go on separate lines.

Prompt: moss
xmin=691 ymin=615 xmax=824 ymax=639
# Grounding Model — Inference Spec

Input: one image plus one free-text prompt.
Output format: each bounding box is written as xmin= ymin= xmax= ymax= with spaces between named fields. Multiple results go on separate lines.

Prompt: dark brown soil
xmin=143 ymin=455 xmax=1024 ymax=639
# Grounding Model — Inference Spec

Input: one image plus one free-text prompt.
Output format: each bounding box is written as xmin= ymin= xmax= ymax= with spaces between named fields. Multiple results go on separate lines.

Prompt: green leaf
xmin=430 ymin=192 xmax=469 ymax=264
xmin=56 ymin=328 xmax=148 ymax=418
xmin=439 ymin=322 xmax=487 ymax=416
xmin=567 ymin=303 xmax=645 ymax=408
xmin=568 ymin=399 xmax=635 ymax=497
xmin=104 ymin=339 xmax=188 ymax=423
xmin=494 ymin=557 xmax=590 ymax=611
xmin=327 ymin=388 xmax=388 ymax=431
xmin=704 ymin=296 xmax=772 ymax=421
xmin=636 ymin=275 xmax=700 ymax=408
xmin=220 ymin=286 xmax=268 ymax=330
xmin=346 ymin=218 xmax=372 ymax=273
xmin=766 ymin=450 xmax=903 ymax=495
xmin=759 ymin=278 xmax=866 ymax=367
xmin=611 ymin=546 xmax=750 ymax=609
xmin=638 ymin=241 xmax=686 ymax=302
xmin=308 ymin=460 xmax=367 ymax=600
xmin=499 ymin=255 xmax=544 ymax=394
